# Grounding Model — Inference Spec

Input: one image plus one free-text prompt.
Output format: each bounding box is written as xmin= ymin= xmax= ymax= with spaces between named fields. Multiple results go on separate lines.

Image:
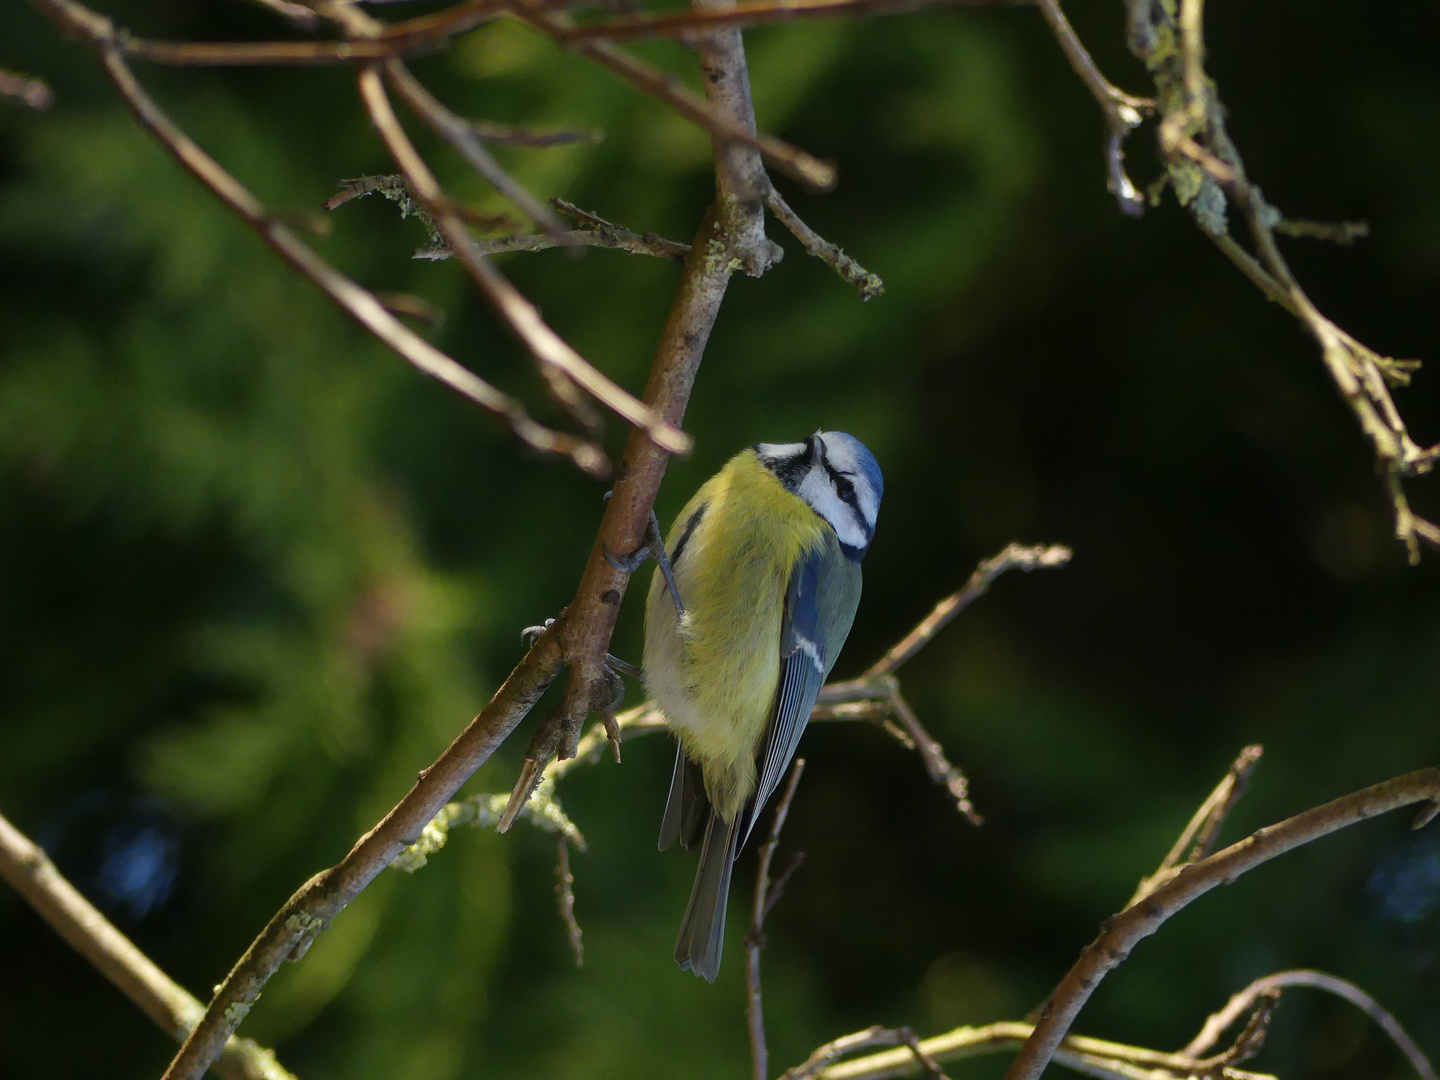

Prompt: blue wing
xmin=739 ymin=538 xmax=862 ymax=849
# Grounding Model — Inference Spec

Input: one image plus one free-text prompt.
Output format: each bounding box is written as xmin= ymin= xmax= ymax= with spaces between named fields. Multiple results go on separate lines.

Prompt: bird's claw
xmin=521 ymin=618 xmax=557 ymax=649
xmin=605 ymin=652 xmax=643 ymax=681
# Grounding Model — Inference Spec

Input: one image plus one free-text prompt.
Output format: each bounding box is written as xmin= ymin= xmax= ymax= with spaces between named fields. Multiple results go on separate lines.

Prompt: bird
xmin=643 ymin=430 xmax=883 ymax=982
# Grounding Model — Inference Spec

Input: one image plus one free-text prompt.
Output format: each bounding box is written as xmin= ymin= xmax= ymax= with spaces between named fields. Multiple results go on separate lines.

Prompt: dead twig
xmin=0 ymin=66 xmax=55 ymax=109
xmin=748 ymin=759 xmax=808 ymax=1080
xmin=0 ymin=811 xmax=295 ymax=1080
xmin=112 ymin=0 xmax=507 ymax=67
xmin=516 ymin=7 xmax=835 ymax=192
xmin=1129 ymin=744 xmax=1264 ymax=905
xmin=555 ymin=837 xmax=584 ymax=967
xmin=865 ymin=542 xmax=1073 ymax=678
xmin=416 ymin=198 xmax=691 ymax=262
xmin=560 ymin=0 xmax=1001 ymax=44
xmin=765 ymin=185 xmax=884 ymax=300
xmin=1033 ymin=0 xmax=1152 ymax=216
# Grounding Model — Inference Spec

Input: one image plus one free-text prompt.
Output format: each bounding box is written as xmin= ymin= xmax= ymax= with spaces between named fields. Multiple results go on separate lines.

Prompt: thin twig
xmin=818 ymin=1018 xmax=1281 ymax=1080
xmin=561 ymin=0 xmax=1002 ymax=44
xmin=748 ymin=759 xmax=808 ymax=1080
xmin=1185 ymin=971 xmax=1438 ymax=1080
xmin=416 ymin=198 xmax=691 ymax=262
xmin=0 ymin=811 xmax=295 ymax=1080
xmin=1034 ymin=0 xmax=1152 ymax=215
xmin=867 ymin=543 xmax=1073 ymax=678
xmin=1275 ymin=219 xmax=1369 ymax=245
xmin=1128 ymin=744 xmax=1264 ymax=905
xmin=242 ymin=0 xmax=322 ymax=29
xmin=115 ymin=0 xmax=507 ymax=66
xmin=466 ymin=119 xmax=603 ymax=147
xmin=382 ymin=59 xmax=567 ymax=240
xmin=1000 ymin=768 xmax=1440 ymax=1080
xmin=516 ymin=8 xmax=836 ymax=192
xmin=765 ymin=185 xmax=884 ymax=299
xmin=555 ymin=837 xmax=584 ymax=967
xmin=0 ymin=66 xmax=55 ymax=109
xmin=1117 ymin=0 xmax=1440 ymax=561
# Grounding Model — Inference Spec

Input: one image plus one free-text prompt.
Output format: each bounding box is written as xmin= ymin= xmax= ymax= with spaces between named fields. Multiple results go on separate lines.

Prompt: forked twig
xmin=1186 ymin=971 xmax=1438 ymax=1080
xmin=1129 ymin=744 xmax=1264 ymax=905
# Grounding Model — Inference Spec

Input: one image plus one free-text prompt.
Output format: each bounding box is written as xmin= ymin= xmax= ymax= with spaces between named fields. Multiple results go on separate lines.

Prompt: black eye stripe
xmin=822 ymin=461 xmax=859 ymax=506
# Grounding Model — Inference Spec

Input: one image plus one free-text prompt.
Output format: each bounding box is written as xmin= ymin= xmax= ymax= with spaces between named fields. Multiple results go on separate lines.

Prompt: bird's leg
xmin=603 ymin=508 xmax=686 ymax=619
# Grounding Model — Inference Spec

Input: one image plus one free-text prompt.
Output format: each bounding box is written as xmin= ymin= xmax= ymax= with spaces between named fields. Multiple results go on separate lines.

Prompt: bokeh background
xmin=1 ymin=2 xmax=1438 ymax=1078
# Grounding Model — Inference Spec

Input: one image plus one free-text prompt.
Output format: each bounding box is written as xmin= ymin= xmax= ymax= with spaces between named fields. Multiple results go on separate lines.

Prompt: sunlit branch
xmin=0 ymin=811 xmax=295 ymax=1080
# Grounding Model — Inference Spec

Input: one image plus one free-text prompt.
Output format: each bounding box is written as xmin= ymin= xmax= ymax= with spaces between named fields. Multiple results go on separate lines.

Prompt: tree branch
xmin=1033 ymin=0 xmax=1152 ymax=215
xmin=0 ymin=811 xmax=295 ymax=1080
xmin=560 ymin=0 xmax=1006 ymax=45
xmin=1000 ymin=767 xmax=1440 ymax=1080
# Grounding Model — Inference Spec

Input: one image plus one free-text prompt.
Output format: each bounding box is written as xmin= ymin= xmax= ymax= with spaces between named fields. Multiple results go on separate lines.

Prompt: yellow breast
xmin=643 ymin=450 xmax=827 ymax=821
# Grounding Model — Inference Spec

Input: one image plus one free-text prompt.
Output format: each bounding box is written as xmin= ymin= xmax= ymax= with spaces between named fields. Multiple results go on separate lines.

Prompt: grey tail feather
xmin=660 ymin=743 xmax=709 ymax=852
xmin=659 ymin=744 xmax=687 ymax=852
xmin=674 ymin=810 xmax=741 ymax=982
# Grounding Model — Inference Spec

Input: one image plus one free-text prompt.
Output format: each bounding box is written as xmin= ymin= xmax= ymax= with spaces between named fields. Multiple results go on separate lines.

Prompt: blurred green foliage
xmin=1 ymin=2 xmax=1438 ymax=1079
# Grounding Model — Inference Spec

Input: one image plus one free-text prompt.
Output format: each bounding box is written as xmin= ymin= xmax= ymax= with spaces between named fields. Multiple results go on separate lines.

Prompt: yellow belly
xmin=643 ymin=450 xmax=826 ymax=822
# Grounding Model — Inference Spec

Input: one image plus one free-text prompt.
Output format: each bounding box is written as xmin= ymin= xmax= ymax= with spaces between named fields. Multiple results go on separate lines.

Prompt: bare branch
xmin=109 ymin=0 xmax=507 ymax=67
xmin=155 ymin=622 xmax=570 ymax=1080
xmin=1185 ymin=971 xmax=1438 ymax=1080
xmin=242 ymin=0 xmax=322 ymax=30
xmin=1129 ymin=744 xmax=1264 ymax=906
xmin=555 ymin=837 xmax=585 ymax=968
xmin=561 ymin=0 xmax=1005 ymax=44
xmin=0 ymin=66 xmax=54 ymax=109
xmin=516 ymin=7 xmax=836 ymax=192
xmin=0 ymin=811 xmax=294 ymax=1080
xmin=1033 ymin=0 xmax=1152 ymax=215
xmin=416 ymin=198 xmax=692 ymax=262
xmin=766 ymin=184 xmax=884 ymax=299
xmin=1275 ymin=219 xmax=1370 ymax=245
xmin=865 ymin=543 xmax=1073 ymax=678
xmin=748 ymin=759 xmax=808 ymax=1080
xmin=382 ymin=59 xmax=567 ymax=240
xmin=1000 ymin=768 xmax=1440 ymax=1080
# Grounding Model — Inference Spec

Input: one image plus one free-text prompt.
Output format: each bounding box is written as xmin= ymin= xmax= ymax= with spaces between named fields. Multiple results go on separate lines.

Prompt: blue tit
xmin=644 ymin=430 xmax=883 ymax=982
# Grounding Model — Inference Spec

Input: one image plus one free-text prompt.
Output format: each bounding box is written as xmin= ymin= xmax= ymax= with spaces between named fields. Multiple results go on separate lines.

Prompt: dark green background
xmin=1 ymin=2 xmax=1437 ymax=1078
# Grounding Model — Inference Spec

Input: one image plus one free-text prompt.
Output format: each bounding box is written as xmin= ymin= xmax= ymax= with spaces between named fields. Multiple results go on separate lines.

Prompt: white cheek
xmin=797 ymin=472 xmax=867 ymax=549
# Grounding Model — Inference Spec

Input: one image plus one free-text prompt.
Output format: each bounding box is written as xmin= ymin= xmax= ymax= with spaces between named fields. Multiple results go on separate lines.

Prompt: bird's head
xmin=754 ymin=431 xmax=883 ymax=558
